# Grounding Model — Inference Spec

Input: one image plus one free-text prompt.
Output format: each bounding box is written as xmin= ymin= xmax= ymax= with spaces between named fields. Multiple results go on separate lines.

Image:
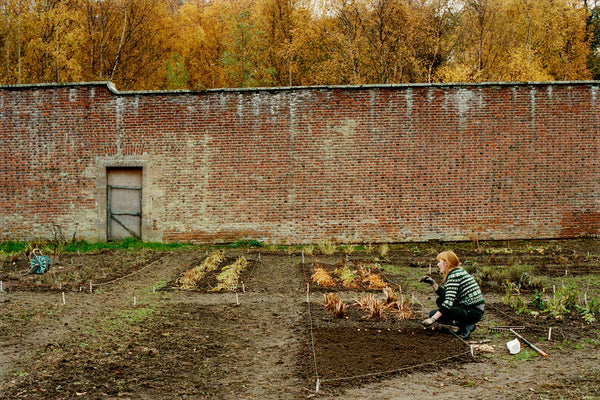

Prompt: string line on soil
xmin=94 ymin=254 xmax=169 ymax=286
xmin=317 ymin=348 xmax=473 ymax=384
xmin=302 ymin=255 xmax=321 ymax=387
xmin=306 ymin=290 xmax=321 ymax=388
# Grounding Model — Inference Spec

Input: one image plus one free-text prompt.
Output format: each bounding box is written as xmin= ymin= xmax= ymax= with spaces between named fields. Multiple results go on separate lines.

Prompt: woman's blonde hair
xmin=436 ymin=250 xmax=460 ymax=282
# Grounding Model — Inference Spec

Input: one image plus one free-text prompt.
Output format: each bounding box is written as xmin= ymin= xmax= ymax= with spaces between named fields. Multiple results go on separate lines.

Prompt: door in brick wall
xmin=107 ymin=167 xmax=142 ymax=241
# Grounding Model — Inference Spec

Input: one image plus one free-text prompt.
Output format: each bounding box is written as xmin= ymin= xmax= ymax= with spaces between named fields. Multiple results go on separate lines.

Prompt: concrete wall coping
xmin=2 ymin=80 xmax=600 ymax=96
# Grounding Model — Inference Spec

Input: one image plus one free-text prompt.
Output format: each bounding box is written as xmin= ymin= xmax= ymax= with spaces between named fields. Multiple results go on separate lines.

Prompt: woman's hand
xmin=419 ymin=275 xmax=435 ymax=285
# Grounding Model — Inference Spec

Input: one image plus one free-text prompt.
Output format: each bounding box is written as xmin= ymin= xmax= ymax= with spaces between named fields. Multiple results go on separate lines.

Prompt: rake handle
xmin=509 ymin=329 xmax=548 ymax=357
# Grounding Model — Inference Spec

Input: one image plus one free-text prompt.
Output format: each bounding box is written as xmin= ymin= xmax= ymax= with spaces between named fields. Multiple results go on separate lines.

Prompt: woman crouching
xmin=420 ymin=250 xmax=484 ymax=339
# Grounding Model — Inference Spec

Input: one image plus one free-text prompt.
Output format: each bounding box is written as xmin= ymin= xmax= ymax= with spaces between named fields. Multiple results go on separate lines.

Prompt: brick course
xmin=1 ymin=82 xmax=598 ymax=244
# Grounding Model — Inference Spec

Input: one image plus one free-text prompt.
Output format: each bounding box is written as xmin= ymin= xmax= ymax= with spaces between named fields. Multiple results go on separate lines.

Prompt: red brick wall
xmin=1 ymin=82 xmax=599 ymax=243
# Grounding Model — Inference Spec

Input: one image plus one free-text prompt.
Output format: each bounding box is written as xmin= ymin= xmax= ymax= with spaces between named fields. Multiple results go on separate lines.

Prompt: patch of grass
xmin=0 ymin=241 xmax=29 ymax=253
xmin=227 ymin=239 xmax=264 ymax=248
xmin=63 ymin=238 xmax=194 ymax=253
xmin=115 ymin=307 xmax=156 ymax=325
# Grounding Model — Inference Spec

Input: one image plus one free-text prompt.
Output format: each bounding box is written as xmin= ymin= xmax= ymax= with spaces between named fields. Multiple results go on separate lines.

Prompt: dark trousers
xmin=429 ymin=295 xmax=484 ymax=327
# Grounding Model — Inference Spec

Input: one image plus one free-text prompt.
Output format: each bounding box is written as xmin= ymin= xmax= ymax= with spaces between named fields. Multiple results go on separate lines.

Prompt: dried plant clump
xmin=324 ymin=292 xmax=342 ymax=309
xmin=354 ymin=293 xmax=385 ymax=319
xmin=312 ymin=266 xmax=335 ymax=287
xmin=383 ymin=286 xmax=398 ymax=305
xmin=366 ymin=298 xmax=384 ymax=319
xmin=179 ymin=249 xmax=226 ymax=289
xmin=332 ymin=299 xmax=347 ymax=318
xmin=323 ymin=293 xmax=346 ymax=318
xmin=390 ymin=296 xmax=414 ymax=320
xmin=211 ymin=257 xmax=248 ymax=292
xmin=362 ymin=271 xmax=387 ymax=290
xmin=354 ymin=293 xmax=376 ymax=310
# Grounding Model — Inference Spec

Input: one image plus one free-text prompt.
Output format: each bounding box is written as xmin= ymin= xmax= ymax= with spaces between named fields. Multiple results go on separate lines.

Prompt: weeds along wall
xmin=1 ymin=82 xmax=599 ymax=244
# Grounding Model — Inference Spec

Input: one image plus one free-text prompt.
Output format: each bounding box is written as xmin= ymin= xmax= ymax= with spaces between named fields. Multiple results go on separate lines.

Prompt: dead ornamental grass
xmin=211 ymin=257 xmax=249 ymax=292
xmin=178 ymin=249 xmax=226 ymax=289
xmin=312 ymin=267 xmax=335 ymax=288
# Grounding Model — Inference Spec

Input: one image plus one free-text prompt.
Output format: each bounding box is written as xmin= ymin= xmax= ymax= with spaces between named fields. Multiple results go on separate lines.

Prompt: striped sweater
xmin=436 ymin=267 xmax=484 ymax=311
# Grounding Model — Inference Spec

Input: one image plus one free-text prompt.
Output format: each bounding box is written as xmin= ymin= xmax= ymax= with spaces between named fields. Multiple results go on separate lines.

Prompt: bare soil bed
xmin=1 ymin=239 xmax=599 ymax=399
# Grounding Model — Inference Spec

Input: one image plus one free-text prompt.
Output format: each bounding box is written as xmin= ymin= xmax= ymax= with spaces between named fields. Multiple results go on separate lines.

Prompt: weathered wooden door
xmin=107 ymin=167 xmax=142 ymax=240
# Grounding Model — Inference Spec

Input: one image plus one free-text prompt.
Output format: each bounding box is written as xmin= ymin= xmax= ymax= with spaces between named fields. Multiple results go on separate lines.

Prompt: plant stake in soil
xmin=509 ymin=329 xmax=548 ymax=357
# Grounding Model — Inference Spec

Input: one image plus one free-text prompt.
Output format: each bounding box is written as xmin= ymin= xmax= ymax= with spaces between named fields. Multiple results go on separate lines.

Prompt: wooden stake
xmin=306 ymin=283 xmax=310 ymax=303
xmin=302 ymin=250 xmax=305 ymax=264
xmin=133 ymin=296 xmax=137 ymax=306
xmin=242 ymin=282 xmax=245 ymax=293
xmin=62 ymin=292 xmax=66 ymax=305
xmin=89 ymin=282 xmax=93 ymax=294
xmin=429 ymin=263 xmax=431 ymax=274
xmin=548 ymin=327 xmax=552 ymax=341
xmin=0 ymin=281 xmax=3 ymax=292
xmin=236 ymin=292 xmax=239 ymax=305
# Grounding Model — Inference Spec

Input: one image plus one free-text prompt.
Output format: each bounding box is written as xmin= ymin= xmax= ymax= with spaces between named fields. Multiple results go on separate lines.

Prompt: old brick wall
xmin=1 ymin=82 xmax=599 ymax=244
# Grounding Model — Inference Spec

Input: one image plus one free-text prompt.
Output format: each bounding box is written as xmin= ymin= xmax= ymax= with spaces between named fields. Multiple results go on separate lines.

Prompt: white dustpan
xmin=507 ymin=338 xmax=521 ymax=354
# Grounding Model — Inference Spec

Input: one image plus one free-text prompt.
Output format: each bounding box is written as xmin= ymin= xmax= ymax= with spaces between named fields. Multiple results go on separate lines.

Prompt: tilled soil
xmin=0 ymin=240 xmax=599 ymax=399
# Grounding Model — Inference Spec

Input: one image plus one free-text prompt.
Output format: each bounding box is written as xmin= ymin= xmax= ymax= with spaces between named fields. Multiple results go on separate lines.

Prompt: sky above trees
xmin=1 ymin=0 xmax=599 ymax=91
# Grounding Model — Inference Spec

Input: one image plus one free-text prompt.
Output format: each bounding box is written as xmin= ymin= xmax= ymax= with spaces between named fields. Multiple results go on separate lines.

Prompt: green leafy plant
xmin=577 ymin=296 xmax=600 ymax=324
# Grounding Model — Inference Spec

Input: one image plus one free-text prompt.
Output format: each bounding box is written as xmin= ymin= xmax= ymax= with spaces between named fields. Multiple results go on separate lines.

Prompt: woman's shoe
xmin=459 ymin=324 xmax=476 ymax=339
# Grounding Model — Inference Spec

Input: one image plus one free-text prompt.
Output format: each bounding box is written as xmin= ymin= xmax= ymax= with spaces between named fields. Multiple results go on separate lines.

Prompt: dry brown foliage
xmin=354 ymin=293 xmax=376 ymax=310
xmin=362 ymin=271 xmax=387 ymax=290
xmin=366 ymin=298 xmax=384 ymax=319
xmin=354 ymin=293 xmax=385 ymax=319
xmin=332 ymin=299 xmax=347 ymax=318
xmin=383 ymin=286 xmax=398 ymax=305
xmin=389 ymin=296 xmax=414 ymax=320
xmin=323 ymin=292 xmax=342 ymax=310
xmin=312 ymin=267 xmax=335 ymax=287
xmin=323 ymin=293 xmax=346 ymax=318
xmin=178 ymin=249 xmax=225 ymax=289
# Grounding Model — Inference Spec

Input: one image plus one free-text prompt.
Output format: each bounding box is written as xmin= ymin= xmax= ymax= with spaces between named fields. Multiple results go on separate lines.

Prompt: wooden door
xmin=107 ymin=167 xmax=142 ymax=240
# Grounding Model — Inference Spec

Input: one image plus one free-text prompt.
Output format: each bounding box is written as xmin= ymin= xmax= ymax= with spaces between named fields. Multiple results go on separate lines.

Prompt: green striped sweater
xmin=436 ymin=267 xmax=484 ymax=311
